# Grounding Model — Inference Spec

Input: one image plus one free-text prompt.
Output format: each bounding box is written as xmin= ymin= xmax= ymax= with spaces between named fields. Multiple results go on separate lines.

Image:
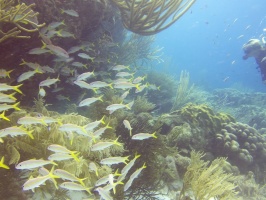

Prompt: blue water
xmin=155 ymin=0 xmax=266 ymax=92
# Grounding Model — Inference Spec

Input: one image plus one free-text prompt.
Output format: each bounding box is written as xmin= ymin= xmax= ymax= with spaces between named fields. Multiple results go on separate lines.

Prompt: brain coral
xmin=215 ymin=122 xmax=266 ymax=179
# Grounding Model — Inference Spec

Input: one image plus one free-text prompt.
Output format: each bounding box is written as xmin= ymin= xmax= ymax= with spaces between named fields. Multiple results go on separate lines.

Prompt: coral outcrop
xmin=214 ymin=122 xmax=266 ymax=182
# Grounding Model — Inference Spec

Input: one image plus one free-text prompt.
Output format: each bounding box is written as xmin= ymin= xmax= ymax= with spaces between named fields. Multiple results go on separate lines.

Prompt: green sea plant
xmin=0 ymin=0 xmax=45 ymax=43
xmin=122 ymin=33 xmax=164 ymax=65
xmin=171 ymin=70 xmax=194 ymax=111
xmin=107 ymin=32 xmax=163 ymax=66
xmin=132 ymin=95 xmax=156 ymax=114
xmin=179 ymin=151 xmax=239 ymax=200
xmin=110 ymin=0 xmax=196 ymax=35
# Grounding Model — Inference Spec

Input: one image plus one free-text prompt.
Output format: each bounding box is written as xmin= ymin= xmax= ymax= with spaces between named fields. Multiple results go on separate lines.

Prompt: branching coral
xmin=110 ymin=0 xmax=196 ymax=35
xmin=171 ymin=70 xmax=194 ymax=111
xmin=97 ymin=32 xmax=163 ymax=66
xmin=0 ymin=0 xmax=45 ymax=43
xmin=179 ymin=151 xmax=239 ymax=200
xmin=132 ymin=96 xmax=156 ymax=115
xmin=236 ymin=172 xmax=266 ymax=199
xmin=117 ymin=33 xmax=164 ymax=65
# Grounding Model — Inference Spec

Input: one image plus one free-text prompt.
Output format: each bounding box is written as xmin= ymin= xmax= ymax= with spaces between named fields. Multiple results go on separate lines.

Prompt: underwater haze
xmin=156 ymin=0 xmax=266 ymax=92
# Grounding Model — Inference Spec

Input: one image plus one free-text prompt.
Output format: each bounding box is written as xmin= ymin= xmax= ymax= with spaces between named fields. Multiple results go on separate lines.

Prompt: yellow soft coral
xmin=179 ymin=151 xmax=240 ymax=200
xmin=110 ymin=0 xmax=196 ymax=35
xmin=0 ymin=0 xmax=45 ymax=43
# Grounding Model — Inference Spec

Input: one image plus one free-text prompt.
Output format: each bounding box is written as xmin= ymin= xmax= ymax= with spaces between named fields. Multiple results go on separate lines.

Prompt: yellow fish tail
xmin=98 ymin=95 xmax=104 ymax=102
xmin=85 ymin=187 xmax=92 ymax=195
xmin=48 ymin=166 xmax=59 ymax=189
xmin=114 ymin=137 xmax=122 ymax=146
xmin=8 ymin=92 xmax=17 ymax=100
xmin=56 ymin=29 xmax=63 ymax=37
xmin=135 ymin=83 xmax=141 ymax=91
xmin=71 ymin=152 xmax=80 ymax=162
xmin=27 ymin=130 xmax=34 ymax=139
xmin=142 ymin=162 xmax=147 ymax=169
xmin=51 ymin=161 xmax=58 ymax=166
xmin=105 ymin=122 xmax=113 ymax=130
xmin=6 ymin=69 xmax=14 ymax=78
xmin=19 ymin=59 xmax=27 ymax=66
xmin=0 ymin=157 xmax=10 ymax=169
xmin=13 ymin=84 xmax=23 ymax=95
xmin=92 ymin=88 xmax=98 ymax=93
xmin=35 ymin=67 xmax=43 ymax=74
xmin=100 ymin=115 xmax=106 ymax=125
xmin=108 ymin=83 xmax=113 ymax=89
xmin=114 ymin=169 xmax=121 ymax=177
xmin=152 ymin=131 xmax=157 ymax=139
xmin=79 ymin=177 xmax=88 ymax=186
xmin=12 ymin=102 xmax=21 ymax=111
xmin=0 ymin=111 xmax=10 ymax=121
xmin=41 ymin=40 xmax=47 ymax=49
xmin=134 ymin=152 xmax=141 ymax=159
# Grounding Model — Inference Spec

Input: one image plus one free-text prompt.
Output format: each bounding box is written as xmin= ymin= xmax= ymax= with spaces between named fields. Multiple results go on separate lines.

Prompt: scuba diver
xmin=242 ymin=38 xmax=266 ymax=82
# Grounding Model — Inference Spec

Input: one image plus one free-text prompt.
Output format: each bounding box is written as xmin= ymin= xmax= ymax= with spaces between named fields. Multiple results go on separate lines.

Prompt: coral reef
xmin=2 ymin=1 xmax=266 ymax=199
xmin=0 ymin=100 xmax=124 ymax=199
xmin=0 ymin=0 xmax=45 ymax=43
xmin=166 ymin=122 xmax=192 ymax=150
xmin=110 ymin=0 xmax=196 ymax=35
xmin=214 ymin=122 xmax=266 ymax=181
xmin=236 ymin=171 xmax=266 ymax=200
xmin=208 ymin=88 xmax=266 ymax=131
xmin=175 ymin=103 xmax=235 ymax=132
xmin=179 ymin=151 xmax=239 ymax=200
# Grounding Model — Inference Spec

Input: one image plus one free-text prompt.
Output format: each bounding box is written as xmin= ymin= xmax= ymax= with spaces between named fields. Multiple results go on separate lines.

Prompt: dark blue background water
xmin=155 ymin=0 xmax=266 ymax=92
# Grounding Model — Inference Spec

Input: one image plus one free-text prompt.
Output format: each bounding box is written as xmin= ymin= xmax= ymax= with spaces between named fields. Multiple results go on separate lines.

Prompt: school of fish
xmin=0 ymin=13 xmax=160 ymax=199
